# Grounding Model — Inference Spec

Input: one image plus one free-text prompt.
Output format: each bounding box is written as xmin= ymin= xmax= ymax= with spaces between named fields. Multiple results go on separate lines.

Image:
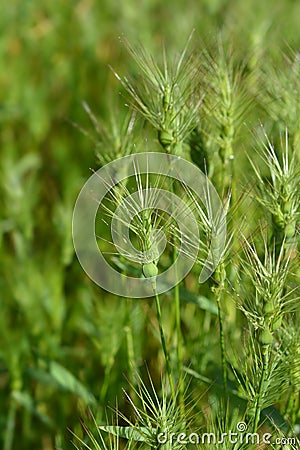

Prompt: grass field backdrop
xmin=1 ymin=1 xmax=300 ymax=449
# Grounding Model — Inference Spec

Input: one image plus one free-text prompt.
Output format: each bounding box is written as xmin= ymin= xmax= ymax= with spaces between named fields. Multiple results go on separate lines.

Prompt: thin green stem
xmin=174 ymin=280 xmax=185 ymax=417
xmin=213 ymin=263 xmax=228 ymax=403
xmin=174 ymin=287 xmax=182 ymax=368
xmin=122 ymin=254 xmax=137 ymax=400
xmin=253 ymin=345 xmax=270 ymax=433
xmin=124 ymin=306 xmax=138 ymax=403
xmin=154 ymin=289 xmax=175 ymax=399
xmin=123 ymin=304 xmax=138 ymax=409
xmin=169 ymin=176 xmax=185 ymax=416
xmin=125 ymin=321 xmax=136 ymax=376
xmin=4 ymin=395 xmax=17 ymax=450
xmin=100 ymin=363 xmax=112 ymax=403
xmin=217 ymin=134 xmax=233 ymax=405
xmin=216 ymin=295 xmax=228 ymax=402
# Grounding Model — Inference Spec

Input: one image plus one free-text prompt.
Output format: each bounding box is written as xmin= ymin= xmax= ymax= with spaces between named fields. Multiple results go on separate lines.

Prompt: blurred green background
xmin=1 ymin=1 xmax=300 ymax=449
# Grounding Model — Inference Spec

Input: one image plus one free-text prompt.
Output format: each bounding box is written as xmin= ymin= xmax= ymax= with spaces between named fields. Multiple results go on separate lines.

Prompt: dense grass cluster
xmin=1 ymin=1 xmax=300 ymax=449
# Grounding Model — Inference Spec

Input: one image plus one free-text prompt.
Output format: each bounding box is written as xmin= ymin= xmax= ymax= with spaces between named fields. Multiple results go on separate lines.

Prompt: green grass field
xmin=1 ymin=1 xmax=300 ymax=449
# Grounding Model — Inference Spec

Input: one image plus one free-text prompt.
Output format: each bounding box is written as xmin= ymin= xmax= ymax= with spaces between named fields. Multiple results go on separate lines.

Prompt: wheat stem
xmin=154 ymin=289 xmax=175 ymax=399
xmin=253 ymin=345 xmax=270 ymax=433
xmin=4 ymin=395 xmax=17 ymax=450
xmin=216 ymin=286 xmax=228 ymax=403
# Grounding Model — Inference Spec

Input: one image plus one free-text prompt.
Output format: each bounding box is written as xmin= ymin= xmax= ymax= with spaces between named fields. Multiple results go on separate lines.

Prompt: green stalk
xmin=154 ymin=289 xmax=175 ymax=399
xmin=171 ymin=178 xmax=185 ymax=417
xmin=253 ymin=345 xmax=270 ymax=433
xmin=124 ymin=299 xmax=137 ymax=403
xmin=213 ymin=264 xmax=228 ymax=402
xmin=216 ymin=286 xmax=228 ymax=402
xmin=117 ymin=181 xmax=138 ymax=395
xmin=125 ymin=318 xmax=136 ymax=376
xmin=174 ymin=278 xmax=185 ymax=417
xmin=4 ymin=395 xmax=17 ymax=450
xmin=169 ymin=174 xmax=185 ymax=416
xmin=100 ymin=360 xmax=114 ymax=404
xmin=216 ymin=109 xmax=234 ymax=405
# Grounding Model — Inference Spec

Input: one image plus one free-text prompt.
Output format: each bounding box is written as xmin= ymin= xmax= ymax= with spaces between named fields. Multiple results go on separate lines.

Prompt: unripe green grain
xmin=259 ymin=328 xmax=273 ymax=346
xmin=142 ymin=262 xmax=158 ymax=278
xmin=263 ymin=301 xmax=274 ymax=316
xmin=283 ymin=198 xmax=293 ymax=215
xmin=158 ymin=128 xmax=173 ymax=148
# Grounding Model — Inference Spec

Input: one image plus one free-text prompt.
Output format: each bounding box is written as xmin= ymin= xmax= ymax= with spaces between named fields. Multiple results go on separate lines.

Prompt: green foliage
xmin=1 ymin=1 xmax=300 ymax=450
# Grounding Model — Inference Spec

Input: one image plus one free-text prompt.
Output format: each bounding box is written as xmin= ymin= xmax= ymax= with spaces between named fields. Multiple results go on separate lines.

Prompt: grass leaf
xmin=49 ymin=361 xmax=97 ymax=406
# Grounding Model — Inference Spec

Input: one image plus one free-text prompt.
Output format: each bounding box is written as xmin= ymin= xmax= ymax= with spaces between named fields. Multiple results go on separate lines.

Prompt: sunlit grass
xmin=1 ymin=1 xmax=300 ymax=449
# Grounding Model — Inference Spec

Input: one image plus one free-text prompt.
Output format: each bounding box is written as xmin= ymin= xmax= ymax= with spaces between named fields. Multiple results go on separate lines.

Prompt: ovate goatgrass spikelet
xmin=114 ymin=33 xmax=203 ymax=155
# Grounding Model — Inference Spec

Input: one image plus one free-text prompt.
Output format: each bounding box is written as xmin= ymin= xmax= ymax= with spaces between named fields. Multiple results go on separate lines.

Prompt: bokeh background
xmin=1 ymin=1 xmax=300 ymax=449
